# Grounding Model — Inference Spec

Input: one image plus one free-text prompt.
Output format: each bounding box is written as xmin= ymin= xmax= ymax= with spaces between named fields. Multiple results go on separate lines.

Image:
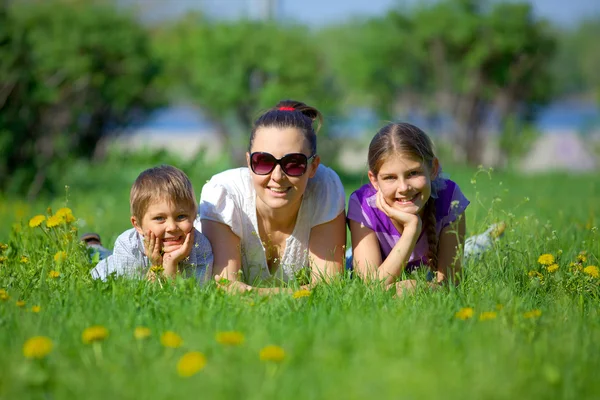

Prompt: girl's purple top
xmin=347 ymin=178 xmax=469 ymax=270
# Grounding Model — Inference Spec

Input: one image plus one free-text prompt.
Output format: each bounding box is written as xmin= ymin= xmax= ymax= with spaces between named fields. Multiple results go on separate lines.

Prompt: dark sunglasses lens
xmin=251 ymin=153 xmax=276 ymax=175
xmin=281 ymin=154 xmax=308 ymax=176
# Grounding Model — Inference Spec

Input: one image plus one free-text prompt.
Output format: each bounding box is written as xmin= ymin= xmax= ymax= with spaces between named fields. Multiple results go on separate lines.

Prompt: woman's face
xmin=247 ymin=126 xmax=320 ymax=213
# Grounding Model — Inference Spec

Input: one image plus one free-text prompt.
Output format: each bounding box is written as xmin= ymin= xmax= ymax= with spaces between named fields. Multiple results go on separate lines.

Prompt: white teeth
xmin=270 ymin=188 xmax=288 ymax=193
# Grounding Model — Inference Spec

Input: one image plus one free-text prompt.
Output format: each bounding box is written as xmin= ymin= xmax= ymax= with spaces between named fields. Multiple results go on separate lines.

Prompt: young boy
xmin=90 ymin=165 xmax=213 ymax=283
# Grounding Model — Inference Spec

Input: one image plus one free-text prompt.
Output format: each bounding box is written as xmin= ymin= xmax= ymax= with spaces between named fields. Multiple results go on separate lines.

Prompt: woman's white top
xmin=197 ymin=165 xmax=345 ymax=284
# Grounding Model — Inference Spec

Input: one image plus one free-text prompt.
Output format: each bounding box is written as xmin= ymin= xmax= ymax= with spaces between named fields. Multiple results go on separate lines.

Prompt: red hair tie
xmin=278 ymin=106 xmax=295 ymax=111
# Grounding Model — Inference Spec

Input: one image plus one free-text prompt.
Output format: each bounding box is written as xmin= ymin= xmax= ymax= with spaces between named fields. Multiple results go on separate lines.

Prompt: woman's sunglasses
xmin=250 ymin=152 xmax=316 ymax=177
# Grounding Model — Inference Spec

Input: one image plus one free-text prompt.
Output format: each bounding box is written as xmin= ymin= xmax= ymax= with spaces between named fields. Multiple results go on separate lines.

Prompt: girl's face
xmin=368 ymin=153 xmax=439 ymax=216
xmin=247 ymin=126 xmax=320 ymax=212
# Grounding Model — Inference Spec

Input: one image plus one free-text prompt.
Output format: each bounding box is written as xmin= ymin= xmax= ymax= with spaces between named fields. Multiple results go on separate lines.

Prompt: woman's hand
xmin=214 ymin=274 xmax=253 ymax=293
xmin=375 ymin=190 xmax=422 ymax=234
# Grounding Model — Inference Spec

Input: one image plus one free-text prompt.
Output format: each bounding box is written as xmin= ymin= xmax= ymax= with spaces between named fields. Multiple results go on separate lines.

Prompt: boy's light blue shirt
xmin=90 ymin=227 xmax=213 ymax=284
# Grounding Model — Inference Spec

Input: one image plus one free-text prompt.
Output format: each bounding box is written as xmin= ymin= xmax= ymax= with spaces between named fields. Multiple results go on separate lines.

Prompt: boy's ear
xmin=131 ymin=216 xmax=144 ymax=236
xmin=368 ymin=170 xmax=379 ymax=190
xmin=430 ymin=157 xmax=440 ymax=180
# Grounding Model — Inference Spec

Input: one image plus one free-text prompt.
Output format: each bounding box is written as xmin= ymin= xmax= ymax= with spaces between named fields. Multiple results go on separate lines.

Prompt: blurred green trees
xmin=0 ymin=0 xmax=162 ymax=196
xmin=151 ymin=13 xmax=338 ymax=163
xmin=322 ymin=0 xmax=556 ymax=164
xmin=0 ymin=0 xmax=598 ymax=197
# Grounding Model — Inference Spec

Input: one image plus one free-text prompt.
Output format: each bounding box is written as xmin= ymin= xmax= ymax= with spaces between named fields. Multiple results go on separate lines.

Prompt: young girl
xmin=347 ymin=122 xmax=469 ymax=294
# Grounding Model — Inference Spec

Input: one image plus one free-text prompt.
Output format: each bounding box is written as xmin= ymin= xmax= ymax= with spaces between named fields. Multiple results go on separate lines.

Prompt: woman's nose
xmin=270 ymin=164 xmax=285 ymax=181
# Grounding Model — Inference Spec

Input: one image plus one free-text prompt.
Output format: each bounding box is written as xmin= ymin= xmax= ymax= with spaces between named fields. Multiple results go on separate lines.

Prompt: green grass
xmin=0 ymin=152 xmax=599 ymax=399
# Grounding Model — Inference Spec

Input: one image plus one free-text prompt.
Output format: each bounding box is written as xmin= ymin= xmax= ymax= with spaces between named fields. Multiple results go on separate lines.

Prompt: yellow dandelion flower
xmin=28 ymin=215 xmax=46 ymax=228
xmin=82 ymin=326 xmax=109 ymax=344
xmin=215 ymin=331 xmax=245 ymax=346
xmin=0 ymin=256 xmax=7 ymax=264
xmin=160 ymin=331 xmax=183 ymax=348
xmin=546 ymin=264 xmax=559 ymax=273
xmin=583 ymin=266 xmax=599 ymax=278
xmin=23 ymin=336 xmax=53 ymax=359
xmin=46 ymin=215 xmax=62 ymax=228
xmin=48 ymin=270 xmax=60 ymax=278
xmin=455 ymin=307 xmax=474 ymax=320
xmin=55 ymin=207 xmax=73 ymax=219
xmin=0 ymin=243 xmax=8 ymax=251
xmin=292 ymin=289 xmax=311 ymax=299
xmin=20 ymin=256 xmax=29 ymax=264
xmin=528 ymin=270 xmax=543 ymax=279
xmin=537 ymin=254 xmax=555 ymax=266
xmin=16 ymin=300 xmax=26 ymax=307
xmin=259 ymin=345 xmax=286 ymax=362
xmin=524 ymin=309 xmax=542 ymax=319
xmin=31 ymin=305 xmax=41 ymax=313
xmin=177 ymin=351 xmax=207 ymax=377
xmin=54 ymin=251 xmax=67 ymax=263
xmin=0 ymin=289 xmax=9 ymax=301
xmin=577 ymin=252 xmax=587 ymax=263
xmin=134 ymin=327 xmax=151 ymax=340
xmin=150 ymin=265 xmax=164 ymax=274
xmin=478 ymin=311 xmax=497 ymax=321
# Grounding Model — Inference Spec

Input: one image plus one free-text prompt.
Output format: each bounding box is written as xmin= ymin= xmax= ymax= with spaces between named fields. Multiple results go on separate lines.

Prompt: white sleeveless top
xmin=197 ymin=165 xmax=345 ymax=284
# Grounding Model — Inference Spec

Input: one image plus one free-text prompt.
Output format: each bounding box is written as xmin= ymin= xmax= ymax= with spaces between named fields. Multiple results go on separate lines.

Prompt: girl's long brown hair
xmin=368 ymin=122 xmax=439 ymax=272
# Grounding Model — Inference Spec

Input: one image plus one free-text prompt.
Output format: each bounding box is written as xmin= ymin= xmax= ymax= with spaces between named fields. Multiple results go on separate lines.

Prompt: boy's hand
xmin=144 ymin=230 xmax=163 ymax=267
xmin=162 ymin=230 xmax=194 ymax=277
xmin=376 ymin=190 xmax=422 ymax=234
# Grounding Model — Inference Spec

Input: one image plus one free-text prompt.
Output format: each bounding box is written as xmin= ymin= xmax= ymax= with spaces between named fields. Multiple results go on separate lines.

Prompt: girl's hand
xmin=375 ymin=190 xmax=422 ymax=233
xmin=394 ymin=279 xmax=417 ymax=297
xmin=162 ymin=230 xmax=194 ymax=277
xmin=144 ymin=230 xmax=163 ymax=267
xmin=214 ymin=274 xmax=253 ymax=293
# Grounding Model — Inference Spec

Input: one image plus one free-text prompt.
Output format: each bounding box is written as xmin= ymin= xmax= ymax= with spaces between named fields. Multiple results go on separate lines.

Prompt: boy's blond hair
xmin=130 ymin=165 xmax=197 ymax=221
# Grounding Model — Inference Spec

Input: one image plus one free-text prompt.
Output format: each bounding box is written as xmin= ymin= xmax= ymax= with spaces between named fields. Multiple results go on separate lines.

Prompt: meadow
xmin=0 ymin=148 xmax=599 ymax=399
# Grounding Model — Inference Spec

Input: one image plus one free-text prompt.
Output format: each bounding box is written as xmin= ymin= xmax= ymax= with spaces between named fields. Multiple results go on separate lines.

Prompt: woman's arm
xmin=201 ymin=219 xmax=244 ymax=282
xmin=434 ymin=213 xmax=466 ymax=285
xmin=349 ymin=219 xmax=420 ymax=286
xmin=308 ymin=211 xmax=346 ymax=283
xmin=203 ymin=219 xmax=314 ymax=295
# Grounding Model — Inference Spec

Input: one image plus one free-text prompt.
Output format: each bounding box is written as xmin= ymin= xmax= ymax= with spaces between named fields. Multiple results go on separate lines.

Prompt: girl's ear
xmin=131 ymin=216 xmax=144 ymax=236
xmin=430 ymin=157 xmax=440 ymax=180
xmin=246 ymin=152 xmax=251 ymax=170
xmin=368 ymin=170 xmax=379 ymax=190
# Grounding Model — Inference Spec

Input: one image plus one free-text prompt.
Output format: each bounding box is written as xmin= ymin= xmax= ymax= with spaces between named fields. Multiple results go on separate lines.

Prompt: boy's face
xmin=131 ymin=198 xmax=196 ymax=253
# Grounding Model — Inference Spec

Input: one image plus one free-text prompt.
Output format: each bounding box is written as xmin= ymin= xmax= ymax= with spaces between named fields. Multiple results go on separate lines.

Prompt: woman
xmin=198 ymin=100 xmax=346 ymax=293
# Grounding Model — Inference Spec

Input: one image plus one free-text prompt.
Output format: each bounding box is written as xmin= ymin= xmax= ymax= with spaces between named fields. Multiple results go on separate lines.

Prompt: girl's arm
xmin=434 ymin=213 xmax=466 ymax=285
xmin=308 ymin=211 xmax=346 ymax=283
xmin=349 ymin=218 xmax=421 ymax=286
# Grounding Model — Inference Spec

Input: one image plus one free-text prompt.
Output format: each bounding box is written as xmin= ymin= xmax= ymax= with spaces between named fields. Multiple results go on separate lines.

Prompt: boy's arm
xmin=187 ymin=229 xmax=214 ymax=284
xmin=90 ymin=231 xmax=146 ymax=280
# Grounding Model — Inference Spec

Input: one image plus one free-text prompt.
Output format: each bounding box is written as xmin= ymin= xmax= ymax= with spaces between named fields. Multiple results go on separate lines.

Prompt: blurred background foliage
xmin=0 ymin=0 xmax=599 ymax=199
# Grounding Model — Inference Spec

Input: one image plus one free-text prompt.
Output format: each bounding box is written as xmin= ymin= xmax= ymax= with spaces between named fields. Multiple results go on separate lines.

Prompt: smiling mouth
xmin=268 ymin=187 xmax=290 ymax=194
xmin=163 ymin=236 xmax=183 ymax=245
xmin=395 ymin=194 xmax=419 ymax=204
